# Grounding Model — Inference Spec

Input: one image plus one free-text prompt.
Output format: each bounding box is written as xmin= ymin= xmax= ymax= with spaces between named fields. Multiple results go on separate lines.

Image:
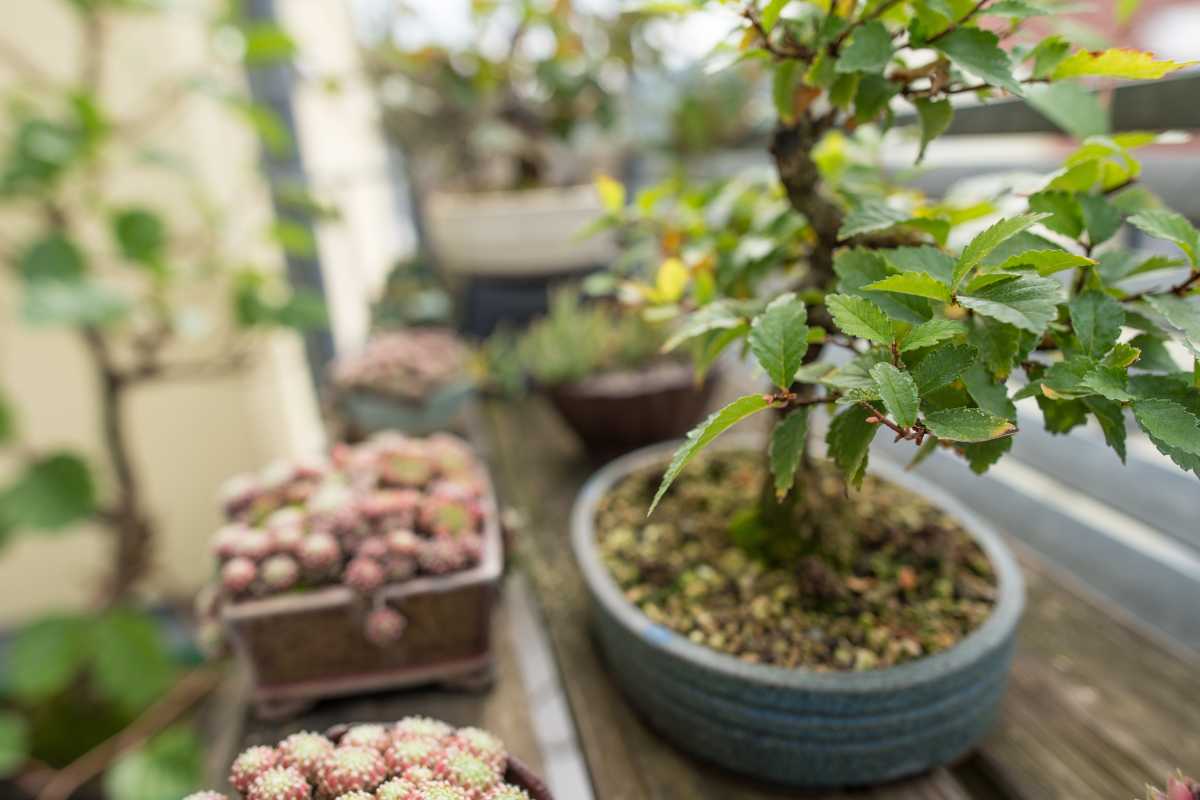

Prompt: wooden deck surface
xmin=221 ymin=396 xmax=1199 ymax=799
xmin=480 ymin=397 xmax=1200 ymax=800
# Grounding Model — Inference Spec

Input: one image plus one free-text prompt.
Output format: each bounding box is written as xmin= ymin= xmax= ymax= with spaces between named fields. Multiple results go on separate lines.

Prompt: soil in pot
xmin=594 ymin=450 xmax=997 ymax=670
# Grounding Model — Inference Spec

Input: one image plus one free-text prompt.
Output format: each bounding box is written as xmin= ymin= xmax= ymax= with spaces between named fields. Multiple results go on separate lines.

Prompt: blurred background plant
xmin=361 ymin=0 xmax=665 ymax=193
xmin=0 ymin=0 xmax=326 ymax=797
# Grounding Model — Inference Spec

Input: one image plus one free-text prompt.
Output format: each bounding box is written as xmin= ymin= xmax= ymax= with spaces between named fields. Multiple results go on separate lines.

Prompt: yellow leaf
xmin=594 ymin=174 xmax=625 ymax=214
xmin=1051 ymin=49 xmax=1197 ymax=80
xmin=654 ymin=257 xmax=689 ymax=304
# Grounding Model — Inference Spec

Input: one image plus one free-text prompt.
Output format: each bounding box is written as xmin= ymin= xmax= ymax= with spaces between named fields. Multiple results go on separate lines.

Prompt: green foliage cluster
xmin=364 ymin=1 xmax=664 ymax=191
xmin=604 ymin=0 xmax=1200 ymax=512
xmin=0 ymin=0 xmax=327 ymax=795
xmin=506 ymin=289 xmax=675 ymax=388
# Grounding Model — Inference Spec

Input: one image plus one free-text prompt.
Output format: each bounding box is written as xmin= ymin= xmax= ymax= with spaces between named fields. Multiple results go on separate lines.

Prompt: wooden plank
xmin=482 ymin=395 xmax=1200 ymax=800
xmin=480 ymin=397 xmax=976 ymax=800
xmin=220 ymin=574 xmax=544 ymax=792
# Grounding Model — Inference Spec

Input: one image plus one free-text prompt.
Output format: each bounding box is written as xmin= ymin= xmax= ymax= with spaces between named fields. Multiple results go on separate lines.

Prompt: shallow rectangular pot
xmin=222 ymin=482 xmax=503 ymax=720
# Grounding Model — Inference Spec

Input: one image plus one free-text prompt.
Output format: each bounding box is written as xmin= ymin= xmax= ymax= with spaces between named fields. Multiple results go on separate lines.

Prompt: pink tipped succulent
xmin=341 ymin=723 xmax=392 ymax=753
xmin=433 ymin=748 xmax=502 ymax=796
xmin=220 ymin=473 xmax=260 ymax=516
xmin=405 ymin=781 xmax=470 ymax=800
xmin=360 ymin=490 xmax=422 ymax=525
xmin=384 ymin=736 xmax=442 ymax=774
xmin=345 ymin=557 xmax=386 ymax=593
xmin=269 ymin=522 xmax=306 ymax=555
xmin=183 ymin=792 xmax=229 ymax=800
xmin=417 ymin=539 xmax=469 ymax=576
xmin=365 ymin=607 xmax=407 ymax=647
xmin=246 ymin=766 xmax=311 ymax=800
xmin=399 ymin=765 xmax=437 ymax=786
xmin=385 ymin=555 xmax=418 ymax=583
xmin=484 ymin=787 xmax=532 ymax=800
xmin=330 ymin=792 xmax=374 ymax=800
xmin=448 ymin=728 xmax=506 ymax=771
xmin=1149 ymin=775 xmax=1200 ymax=800
xmin=235 ymin=529 xmax=274 ymax=561
xmin=376 ymin=777 xmax=418 ymax=800
xmin=277 ymin=732 xmax=334 ymax=781
xmin=316 ymin=746 xmax=387 ymax=797
xmin=419 ymin=496 xmax=480 ymax=540
xmin=380 ymin=449 xmax=436 ymax=488
xmin=427 ymin=435 xmax=477 ymax=479
xmin=385 ymin=529 xmax=423 ymax=558
xmin=356 ymin=535 xmax=389 ymax=561
xmin=299 ymin=532 xmax=341 ymax=575
xmin=266 ymin=506 xmax=306 ymax=531
xmin=221 ymin=557 xmax=258 ymax=596
xmin=229 ymin=746 xmax=280 ymax=794
xmin=394 ymin=716 xmax=454 ymax=740
xmin=261 ymin=554 xmax=301 ymax=592
xmin=212 ymin=523 xmax=250 ymax=559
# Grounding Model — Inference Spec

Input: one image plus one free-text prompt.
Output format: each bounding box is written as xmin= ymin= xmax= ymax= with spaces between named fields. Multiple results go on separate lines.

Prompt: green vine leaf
xmin=769 ymin=409 xmax=810 ymax=500
xmin=923 ymin=407 xmax=1017 ymax=443
xmin=826 ymin=294 xmax=894 ymax=344
xmin=826 ymin=404 xmax=877 ymax=489
xmin=748 ymin=294 xmax=809 ymax=390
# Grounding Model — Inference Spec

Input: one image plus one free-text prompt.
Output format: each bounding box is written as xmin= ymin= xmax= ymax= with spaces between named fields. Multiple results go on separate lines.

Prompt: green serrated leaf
xmin=664 ymin=301 xmax=751 ymax=352
xmin=1070 ymin=290 xmax=1124 ymax=356
xmin=1079 ymin=195 xmax=1123 ymax=247
xmin=1029 ymin=191 xmax=1084 ymax=239
xmin=749 ymin=294 xmax=809 ymax=389
xmin=915 ymin=98 xmax=953 ymax=163
xmin=958 ymin=274 xmax=1064 ymax=333
xmin=650 ymin=395 xmax=771 ymax=513
xmin=836 ymin=20 xmax=893 ymax=74
xmin=4 ymin=616 xmax=90 ymax=702
xmin=1084 ymin=396 xmax=1127 ymax=462
xmin=839 ymin=198 xmax=910 ymax=239
xmin=885 ymin=246 xmax=956 ymax=285
xmin=826 ymin=293 xmax=895 ymax=344
xmin=1 ymin=452 xmax=96 ymax=530
xmin=1102 ymin=341 xmax=1141 ymax=369
xmin=835 ymin=248 xmax=932 ymax=323
xmin=826 ymin=404 xmax=877 ymax=488
xmin=923 ymin=407 xmax=1017 ymax=442
xmin=863 ymin=271 xmax=951 ymax=302
xmin=1080 ymin=364 xmax=1134 ymax=402
xmin=111 ymin=207 xmax=166 ymax=266
xmin=770 ymin=409 xmax=810 ymax=499
xmin=954 ymin=212 xmax=1050 ymax=287
xmin=995 ymin=249 xmax=1095 ymax=276
xmin=1023 ymin=82 xmax=1109 ymax=139
xmin=962 ymin=436 xmax=1014 ymax=474
xmin=1132 ymin=398 xmax=1200 ymax=457
xmin=911 ymin=343 xmax=976 ymax=394
xmin=900 ymin=318 xmax=967 ymax=352
xmin=962 ymin=364 xmax=1017 ymax=420
xmin=1029 ymin=35 xmax=1071 ymax=79
xmin=1129 ymin=209 xmax=1199 ymax=265
xmin=870 ymin=363 xmax=919 ymax=428
xmin=935 ymin=27 xmax=1023 ymax=95
xmin=1143 ymin=294 xmax=1200 ymax=355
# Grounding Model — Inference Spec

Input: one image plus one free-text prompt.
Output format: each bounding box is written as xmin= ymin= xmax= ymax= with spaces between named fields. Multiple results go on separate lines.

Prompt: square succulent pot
xmin=335 ymin=381 xmax=476 ymax=440
xmin=221 ymin=483 xmax=503 ymax=720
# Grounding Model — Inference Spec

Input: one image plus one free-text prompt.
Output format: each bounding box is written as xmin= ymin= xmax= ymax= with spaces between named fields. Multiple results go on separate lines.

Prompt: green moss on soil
xmin=594 ymin=451 xmax=997 ymax=671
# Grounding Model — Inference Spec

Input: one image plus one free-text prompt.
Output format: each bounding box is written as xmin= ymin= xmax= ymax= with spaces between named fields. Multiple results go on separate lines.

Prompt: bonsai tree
xmin=604 ymin=2 xmax=1200 ymax=523
xmin=363 ymin=1 xmax=663 ymax=192
xmin=0 ymin=0 xmax=325 ymax=795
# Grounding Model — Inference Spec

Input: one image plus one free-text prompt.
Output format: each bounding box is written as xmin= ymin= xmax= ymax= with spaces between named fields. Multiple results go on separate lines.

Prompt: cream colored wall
xmin=0 ymin=2 xmax=325 ymax=623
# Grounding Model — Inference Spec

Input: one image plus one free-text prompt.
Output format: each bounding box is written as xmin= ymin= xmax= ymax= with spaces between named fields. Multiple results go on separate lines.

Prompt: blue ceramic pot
xmin=570 ymin=440 xmax=1024 ymax=788
xmin=339 ymin=381 xmax=475 ymax=438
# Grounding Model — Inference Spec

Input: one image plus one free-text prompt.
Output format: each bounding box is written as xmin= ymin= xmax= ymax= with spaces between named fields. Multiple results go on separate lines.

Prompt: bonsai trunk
xmin=84 ymin=330 xmax=156 ymax=605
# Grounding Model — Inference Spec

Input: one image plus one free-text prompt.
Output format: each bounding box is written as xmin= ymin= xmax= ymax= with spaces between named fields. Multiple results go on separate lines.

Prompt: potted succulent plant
xmin=498 ymin=288 xmax=717 ymax=460
xmin=570 ymin=0 xmax=1199 ymax=788
xmin=328 ymin=328 xmax=476 ymax=440
xmin=206 ymin=433 xmax=502 ymax=719
xmin=362 ymin=3 xmax=663 ymax=334
xmin=185 ymin=717 xmax=551 ymax=799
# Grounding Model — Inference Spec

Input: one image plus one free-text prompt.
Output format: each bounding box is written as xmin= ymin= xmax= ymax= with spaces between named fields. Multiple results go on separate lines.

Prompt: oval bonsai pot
xmin=325 ymin=723 xmax=553 ymax=799
xmin=545 ymin=361 xmax=717 ymax=461
xmin=336 ymin=380 xmax=476 ymax=440
xmin=570 ymin=439 xmax=1025 ymax=788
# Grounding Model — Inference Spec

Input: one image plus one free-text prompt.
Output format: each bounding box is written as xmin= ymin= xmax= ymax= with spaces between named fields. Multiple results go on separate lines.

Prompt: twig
xmin=36 ymin=667 xmax=222 ymax=800
xmin=922 ymin=0 xmax=993 ymax=46
xmin=742 ymin=4 xmax=812 ymax=62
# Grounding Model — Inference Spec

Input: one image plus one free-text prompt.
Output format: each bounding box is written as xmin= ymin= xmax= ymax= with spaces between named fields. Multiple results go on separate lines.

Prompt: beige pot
xmin=425 ymin=183 xmax=617 ymax=277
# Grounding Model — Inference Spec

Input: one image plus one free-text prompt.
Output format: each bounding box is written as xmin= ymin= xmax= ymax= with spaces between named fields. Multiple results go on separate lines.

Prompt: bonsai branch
xmin=34 ymin=667 xmax=221 ymax=800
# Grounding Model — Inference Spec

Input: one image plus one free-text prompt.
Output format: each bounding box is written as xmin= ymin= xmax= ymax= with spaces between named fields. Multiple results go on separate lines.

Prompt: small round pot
xmin=570 ymin=440 xmax=1025 ymax=788
xmin=336 ymin=381 xmax=475 ymax=439
xmin=325 ymin=723 xmax=553 ymax=799
xmin=546 ymin=362 xmax=717 ymax=461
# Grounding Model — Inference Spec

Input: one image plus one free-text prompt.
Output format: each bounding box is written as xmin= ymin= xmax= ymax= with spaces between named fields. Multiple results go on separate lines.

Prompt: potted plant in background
xmin=188 ymin=716 xmax=552 ymax=799
xmin=570 ymin=0 xmax=1199 ymax=787
xmin=209 ymin=433 xmax=502 ymax=719
xmin=362 ymin=2 xmax=663 ymax=335
xmin=0 ymin=1 xmax=325 ymax=796
xmin=492 ymin=287 xmax=717 ymax=461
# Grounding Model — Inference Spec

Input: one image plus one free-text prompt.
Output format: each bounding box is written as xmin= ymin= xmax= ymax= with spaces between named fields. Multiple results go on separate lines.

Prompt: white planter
xmin=425 ymin=184 xmax=617 ymax=277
